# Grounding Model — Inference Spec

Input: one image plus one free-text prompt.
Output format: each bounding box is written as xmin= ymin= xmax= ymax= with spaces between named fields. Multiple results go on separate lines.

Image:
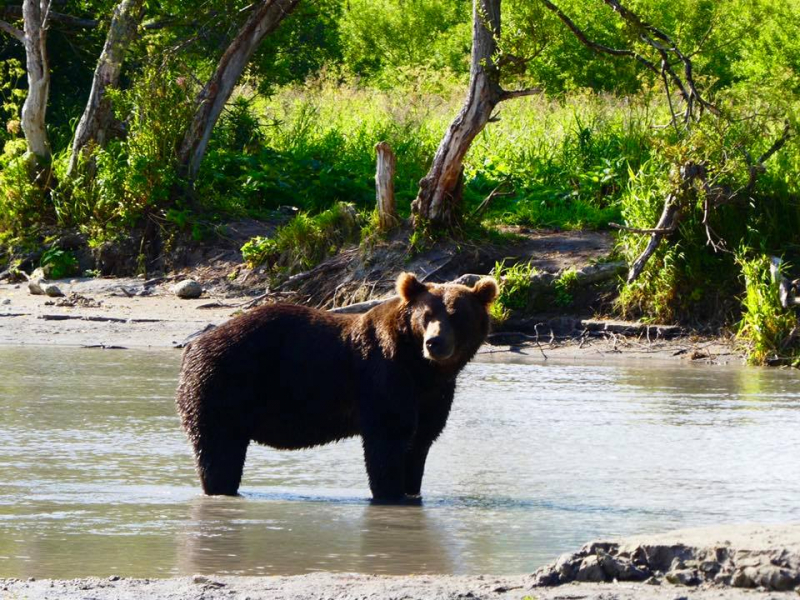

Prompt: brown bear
xmin=175 ymin=272 xmax=498 ymax=503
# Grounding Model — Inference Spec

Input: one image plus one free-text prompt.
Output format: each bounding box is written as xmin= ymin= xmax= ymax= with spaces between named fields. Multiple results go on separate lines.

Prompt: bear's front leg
xmin=359 ymin=371 xmax=418 ymax=504
xmin=405 ymin=382 xmax=455 ymax=497
xmin=404 ymin=441 xmax=430 ymax=498
xmin=362 ymin=434 xmax=414 ymax=503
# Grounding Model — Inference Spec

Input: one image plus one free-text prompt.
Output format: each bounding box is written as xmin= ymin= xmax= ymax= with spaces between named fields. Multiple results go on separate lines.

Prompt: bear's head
xmin=396 ymin=272 xmax=499 ymax=364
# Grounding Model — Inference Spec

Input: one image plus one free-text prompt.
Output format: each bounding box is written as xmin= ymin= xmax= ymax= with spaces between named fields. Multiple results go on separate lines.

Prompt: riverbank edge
xmin=0 ymin=276 xmax=741 ymax=363
xmin=2 ymin=524 xmax=798 ymax=599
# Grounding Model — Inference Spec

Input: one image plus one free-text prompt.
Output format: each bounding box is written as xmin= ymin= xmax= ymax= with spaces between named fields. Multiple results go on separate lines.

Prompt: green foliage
xmin=614 ymin=108 xmax=800 ymax=325
xmin=197 ymin=83 xmax=441 ymax=218
xmin=490 ymin=260 xmax=537 ymax=321
xmin=464 ymin=93 xmax=653 ymax=231
xmin=50 ymin=61 xmax=195 ymax=240
xmin=252 ymin=0 xmax=345 ymax=93
xmin=338 ymin=0 xmax=470 ymax=86
xmin=0 ymin=141 xmax=50 ymax=234
xmin=554 ymin=267 xmax=579 ymax=307
xmin=40 ymin=248 xmax=79 ymax=279
xmin=241 ymin=202 xmax=362 ymax=275
xmin=0 ymin=0 xmax=798 ymax=367
xmin=736 ymin=253 xmax=800 ymax=366
xmin=0 ymin=59 xmax=26 ymax=147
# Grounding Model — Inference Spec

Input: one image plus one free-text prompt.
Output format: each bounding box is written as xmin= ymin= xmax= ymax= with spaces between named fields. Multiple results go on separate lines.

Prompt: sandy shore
xmin=0 ymin=277 xmax=240 ymax=348
xmin=2 ymin=524 xmax=798 ymax=599
xmin=0 ymin=277 xmax=738 ymax=363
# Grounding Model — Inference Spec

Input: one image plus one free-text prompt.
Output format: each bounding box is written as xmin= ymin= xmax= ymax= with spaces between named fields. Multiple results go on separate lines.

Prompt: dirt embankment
xmin=2 ymin=525 xmax=798 ymax=599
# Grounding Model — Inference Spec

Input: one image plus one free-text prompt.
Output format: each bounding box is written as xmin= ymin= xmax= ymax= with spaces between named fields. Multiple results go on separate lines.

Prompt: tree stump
xmin=375 ymin=141 xmax=398 ymax=231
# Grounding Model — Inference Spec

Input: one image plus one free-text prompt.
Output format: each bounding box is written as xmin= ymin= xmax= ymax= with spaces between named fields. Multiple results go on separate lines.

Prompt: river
xmin=1 ymin=346 xmax=798 ymax=578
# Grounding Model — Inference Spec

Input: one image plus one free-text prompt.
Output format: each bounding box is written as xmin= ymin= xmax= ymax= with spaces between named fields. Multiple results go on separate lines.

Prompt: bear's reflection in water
xmin=178 ymin=496 xmax=455 ymax=575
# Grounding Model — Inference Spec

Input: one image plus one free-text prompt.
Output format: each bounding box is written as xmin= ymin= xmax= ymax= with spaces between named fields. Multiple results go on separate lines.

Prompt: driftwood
xmin=329 ymin=298 xmax=387 ymax=314
xmin=329 ymin=264 xmax=625 ymax=315
xmin=38 ymin=314 xmax=164 ymax=323
xmin=375 ymin=142 xmax=398 ymax=231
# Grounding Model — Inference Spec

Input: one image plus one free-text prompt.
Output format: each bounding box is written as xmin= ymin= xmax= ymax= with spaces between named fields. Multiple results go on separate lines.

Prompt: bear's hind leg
xmin=195 ymin=435 xmax=250 ymax=496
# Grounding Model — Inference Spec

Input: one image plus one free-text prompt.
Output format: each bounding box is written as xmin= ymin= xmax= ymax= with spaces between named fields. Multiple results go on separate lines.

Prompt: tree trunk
xmin=411 ymin=0 xmax=504 ymax=229
xmin=178 ymin=0 xmax=301 ymax=182
xmin=21 ymin=0 xmax=52 ymax=171
xmin=67 ymin=0 xmax=145 ymax=178
xmin=375 ymin=141 xmax=398 ymax=231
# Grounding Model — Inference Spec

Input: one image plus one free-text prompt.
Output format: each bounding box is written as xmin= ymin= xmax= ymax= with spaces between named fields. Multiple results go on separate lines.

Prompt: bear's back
xmin=178 ymin=304 xmax=362 ymax=449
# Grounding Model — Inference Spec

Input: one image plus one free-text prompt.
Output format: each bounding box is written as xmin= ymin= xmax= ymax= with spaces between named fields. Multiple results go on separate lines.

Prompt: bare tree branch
xmin=500 ymin=87 xmax=543 ymax=100
xmin=744 ymin=121 xmax=793 ymax=192
xmin=543 ymin=0 xmax=717 ymax=125
xmin=539 ymin=0 xmax=660 ymax=76
xmin=0 ymin=18 xmax=24 ymax=41
xmin=608 ymin=223 xmax=676 ymax=234
xmin=758 ymin=121 xmax=792 ymax=164
xmin=599 ymin=0 xmax=718 ymax=120
xmin=0 ymin=5 xmax=98 ymax=29
xmin=624 ymin=163 xmax=707 ymax=283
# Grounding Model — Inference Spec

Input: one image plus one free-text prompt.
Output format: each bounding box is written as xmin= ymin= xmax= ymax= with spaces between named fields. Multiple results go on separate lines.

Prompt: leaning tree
xmin=177 ymin=0 xmax=301 ymax=183
xmin=411 ymin=0 xmax=540 ymax=230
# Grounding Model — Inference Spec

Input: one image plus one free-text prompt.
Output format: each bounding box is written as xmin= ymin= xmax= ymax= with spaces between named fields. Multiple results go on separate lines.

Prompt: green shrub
xmin=736 ymin=252 xmax=799 ymax=366
xmin=40 ymin=248 xmax=78 ymax=279
xmin=554 ymin=267 xmax=579 ymax=307
xmin=52 ymin=61 xmax=196 ymax=242
xmin=241 ymin=202 xmax=363 ymax=275
xmin=0 ymin=140 xmax=50 ymax=234
xmin=490 ymin=260 xmax=537 ymax=321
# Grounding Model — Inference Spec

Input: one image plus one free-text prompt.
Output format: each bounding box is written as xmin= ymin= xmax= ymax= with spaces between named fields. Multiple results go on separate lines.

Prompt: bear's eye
xmin=422 ymin=308 xmax=434 ymax=324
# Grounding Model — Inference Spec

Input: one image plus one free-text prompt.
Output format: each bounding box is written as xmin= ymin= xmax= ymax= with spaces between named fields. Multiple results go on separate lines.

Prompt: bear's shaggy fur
xmin=175 ymin=272 xmax=498 ymax=503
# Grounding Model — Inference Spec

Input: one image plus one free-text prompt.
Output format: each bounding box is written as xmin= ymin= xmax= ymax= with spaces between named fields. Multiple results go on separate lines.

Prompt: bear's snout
xmin=423 ymin=320 xmax=455 ymax=361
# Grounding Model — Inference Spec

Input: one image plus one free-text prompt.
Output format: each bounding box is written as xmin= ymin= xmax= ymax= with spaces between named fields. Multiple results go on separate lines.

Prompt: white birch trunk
xmin=21 ymin=0 xmax=52 ymax=168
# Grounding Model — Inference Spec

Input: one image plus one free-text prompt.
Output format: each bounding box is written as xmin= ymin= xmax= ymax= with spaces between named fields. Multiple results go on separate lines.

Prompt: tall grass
xmin=197 ymin=81 xmax=659 ymax=230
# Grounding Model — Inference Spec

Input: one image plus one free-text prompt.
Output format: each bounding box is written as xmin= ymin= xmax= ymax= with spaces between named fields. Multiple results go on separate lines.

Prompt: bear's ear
xmin=473 ymin=277 xmax=499 ymax=306
xmin=396 ymin=272 xmax=428 ymax=303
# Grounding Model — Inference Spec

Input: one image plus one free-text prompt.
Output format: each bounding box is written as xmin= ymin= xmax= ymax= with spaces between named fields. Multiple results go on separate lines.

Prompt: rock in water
xmin=173 ymin=279 xmax=203 ymax=299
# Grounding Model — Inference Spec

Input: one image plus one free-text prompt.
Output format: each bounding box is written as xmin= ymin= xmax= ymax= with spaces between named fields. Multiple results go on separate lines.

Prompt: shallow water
xmin=1 ymin=346 xmax=799 ymax=578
